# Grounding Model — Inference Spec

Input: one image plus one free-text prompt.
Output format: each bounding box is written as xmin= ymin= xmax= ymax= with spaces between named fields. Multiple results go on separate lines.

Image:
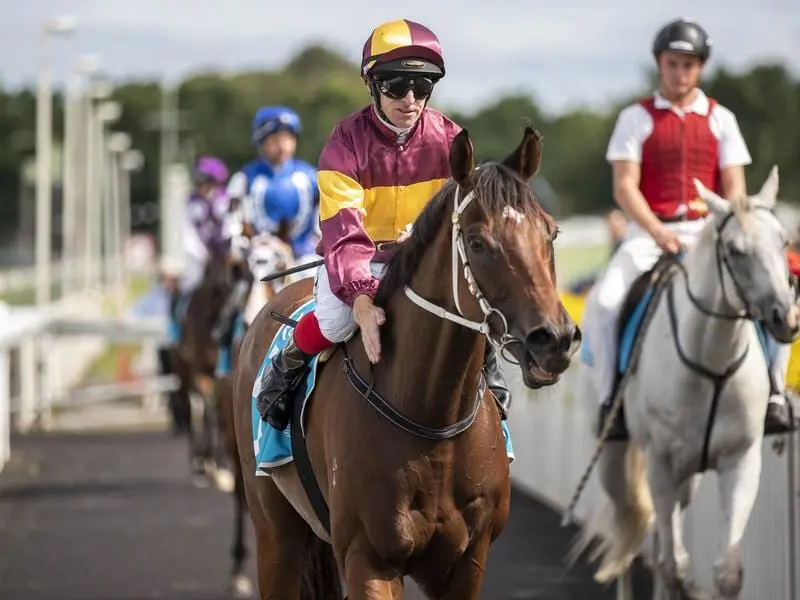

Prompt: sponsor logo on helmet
xmin=401 ymin=59 xmax=426 ymax=68
xmin=668 ymin=40 xmax=694 ymax=52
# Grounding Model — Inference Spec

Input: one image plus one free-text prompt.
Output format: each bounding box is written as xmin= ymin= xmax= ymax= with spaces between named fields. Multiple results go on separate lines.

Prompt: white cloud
xmin=2 ymin=0 xmax=798 ymax=114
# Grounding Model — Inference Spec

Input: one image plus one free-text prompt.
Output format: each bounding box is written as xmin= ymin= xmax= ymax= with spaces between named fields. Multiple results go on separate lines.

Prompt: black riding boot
xmin=168 ymin=287 xmax=183 ymax=326
xmin=483 ymin=344 xmax=512 ymax=419
xmin=211 ymin=269 xmax=252 ymax=346
xmin=598 ymin=370 xmax=629 ymax=441
xmin=764 ymin=371 xmax=797 ymax=435
xmin=598 ymin=399 xmax=629 ymax=441
xmin=255 ymin=338 xmax=313 ymax=431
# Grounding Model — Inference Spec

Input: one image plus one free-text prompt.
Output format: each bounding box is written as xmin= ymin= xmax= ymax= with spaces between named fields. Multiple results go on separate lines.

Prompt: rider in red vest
xmin=582 ymin=18 xmax=795 ymax=439
xmin=254 ymin=19 xmax=512 ymax=432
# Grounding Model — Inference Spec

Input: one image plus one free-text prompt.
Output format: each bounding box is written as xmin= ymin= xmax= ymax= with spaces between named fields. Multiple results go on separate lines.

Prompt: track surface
xmin=0 ymin=429 xmax=652 ymax=599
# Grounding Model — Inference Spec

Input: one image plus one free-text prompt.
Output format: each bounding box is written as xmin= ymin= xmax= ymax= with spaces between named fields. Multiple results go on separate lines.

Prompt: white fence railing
xmin=0 ymin=282 xmax=175 ymax=472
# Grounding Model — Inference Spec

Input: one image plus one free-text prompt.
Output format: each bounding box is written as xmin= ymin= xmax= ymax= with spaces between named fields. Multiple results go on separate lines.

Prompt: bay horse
xmin=571 ymin=167 xmax=799 ymax=599
xmin=232 ymin=127 xmax=581 ymax=598
xmin=216 ymin=231 xmax=297 ymax=598
xmin=171 ymin=252 xmax=235 ymax=490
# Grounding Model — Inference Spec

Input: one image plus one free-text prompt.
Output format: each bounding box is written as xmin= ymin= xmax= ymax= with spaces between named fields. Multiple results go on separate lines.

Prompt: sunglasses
xmin=377 ymin=76 xmax=435 ymax=100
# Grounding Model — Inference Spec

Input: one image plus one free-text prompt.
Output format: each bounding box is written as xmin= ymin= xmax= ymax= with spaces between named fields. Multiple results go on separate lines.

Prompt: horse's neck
xmin=382 ymin=233 xmax=486 ymax=425
xmin=675 ymin=231 xmax=750 ymax=367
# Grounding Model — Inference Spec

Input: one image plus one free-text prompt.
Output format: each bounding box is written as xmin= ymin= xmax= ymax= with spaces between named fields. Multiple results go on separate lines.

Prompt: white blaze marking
xmin=502 ymin=206 xmax=524 ymax=223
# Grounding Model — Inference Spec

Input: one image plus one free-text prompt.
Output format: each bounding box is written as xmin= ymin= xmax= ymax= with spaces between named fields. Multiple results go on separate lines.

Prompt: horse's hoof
xmin=213 ymin=468 xmax=236 ymax=493
xmin=191 ymin=472 xmax=210 ymax=488
xmin=230 ymin=574 xmax=253 ymax=598
xmin=682 ymin=581 xmax=709 ymax=600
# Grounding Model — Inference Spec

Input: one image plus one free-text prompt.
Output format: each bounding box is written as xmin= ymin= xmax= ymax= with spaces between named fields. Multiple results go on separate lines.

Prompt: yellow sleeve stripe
xmin=318 ymin=170 xmax=365 ymax=221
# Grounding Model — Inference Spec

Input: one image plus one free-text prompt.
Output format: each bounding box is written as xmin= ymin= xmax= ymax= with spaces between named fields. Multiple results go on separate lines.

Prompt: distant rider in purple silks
xmin=167 ymin=155 xmax=231 ymax=344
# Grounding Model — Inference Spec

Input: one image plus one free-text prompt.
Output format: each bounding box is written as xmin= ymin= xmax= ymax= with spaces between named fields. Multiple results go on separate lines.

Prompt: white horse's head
xmin=247 ymin=234 xmax=294 ymax=284
xmin=694 ymin=166 xmax=799 ymax=343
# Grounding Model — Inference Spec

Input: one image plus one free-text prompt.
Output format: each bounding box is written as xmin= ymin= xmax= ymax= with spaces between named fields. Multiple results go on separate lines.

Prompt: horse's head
xmin=247 ymin=234 xmax=294 ymax=287
xmin=429 ymin=127 xmax=582 ymax=388
xmin=202 ymin=253 xmax=233 ymax=288
xmin=695 ymin=167 xmax=800 ymax=343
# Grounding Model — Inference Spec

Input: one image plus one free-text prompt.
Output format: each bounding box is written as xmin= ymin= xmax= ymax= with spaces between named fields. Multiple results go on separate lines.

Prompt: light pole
xmin=63 ymin=54 xmax=99 ymax=296
xmin=119 ymin=148 xmax=144 ymax=288
xmin=95 ymin=101 xmax=122 ymax=291
xmin=83 ymin=77 xmax=113 ymax=291
xmin=35 ymin=15 xmax=77 ymax=308
xmin=106 ymin=131 xmax=131 ymax=299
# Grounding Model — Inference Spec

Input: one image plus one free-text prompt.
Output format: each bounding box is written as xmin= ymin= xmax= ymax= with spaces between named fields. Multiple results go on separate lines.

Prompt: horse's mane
xmin=375 ymin=162 xmax=548 ymax=307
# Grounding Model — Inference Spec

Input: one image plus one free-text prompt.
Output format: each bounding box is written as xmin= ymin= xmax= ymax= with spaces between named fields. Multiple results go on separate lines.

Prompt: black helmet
xmin=652 ymin=18 xmax=712 ymax=61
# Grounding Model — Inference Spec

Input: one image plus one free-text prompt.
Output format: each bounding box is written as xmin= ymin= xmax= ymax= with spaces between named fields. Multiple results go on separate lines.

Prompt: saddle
xmin=611 ymin=253 xmax=681 ymax=397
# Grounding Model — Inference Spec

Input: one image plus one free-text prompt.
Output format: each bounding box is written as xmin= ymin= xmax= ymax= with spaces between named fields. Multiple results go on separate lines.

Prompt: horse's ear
xmin=502 ymin=126 xmax=543 ymax=180
xmin=449 ymin=129 xmax=475 ymax=187
xmin=693 ymin=178 xmax=729 ymax=217
xmin=756 ymin=165 xmax=779 ymax=209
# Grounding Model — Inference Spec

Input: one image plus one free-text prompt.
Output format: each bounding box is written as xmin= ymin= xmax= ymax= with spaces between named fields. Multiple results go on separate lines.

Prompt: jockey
xmin=210 ymin=105 xmax=320 ymax=347
xmin=168 ymin=155 xmax=230 ymax=340
xmin=582 ymin=17 xmax=795 ymax=440
xmin=255 ymin=18 xmax=512 ymax=431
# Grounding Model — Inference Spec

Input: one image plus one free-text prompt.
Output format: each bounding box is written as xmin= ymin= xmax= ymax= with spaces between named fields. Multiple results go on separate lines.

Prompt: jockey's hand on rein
xmin=353 ymin=294 xmax=385 ymax=364
xmin=652 ymin=224 xmax=681 ymax=255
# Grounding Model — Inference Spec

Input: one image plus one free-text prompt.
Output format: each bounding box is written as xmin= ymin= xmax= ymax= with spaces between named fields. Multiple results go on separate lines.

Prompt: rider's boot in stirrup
xmin=483 ymin=344 xmax=512 ymax=419
xmin=598 ymin=375 xmax=629 ymax=441
xmin=764 ymin=391 xmax=797 ymax=435
xmin=212 ymin=280 xmax=248 ymax=346
xmin=256 ymin=338 xmax=313 ymax=431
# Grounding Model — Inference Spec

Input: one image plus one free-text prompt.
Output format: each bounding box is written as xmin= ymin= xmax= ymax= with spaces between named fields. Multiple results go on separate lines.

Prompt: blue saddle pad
xmin=252 ymin=299 xmax=320 ymax=473
xmin=167 ymin=295 xmax=190 ymax=345
xmin=251 ymin=300 xmax=515 ymax=475
xmin=617 ymin=287 xmax=656 ymax=374
xmin=215 ymin=314 xmax=247 ymax=378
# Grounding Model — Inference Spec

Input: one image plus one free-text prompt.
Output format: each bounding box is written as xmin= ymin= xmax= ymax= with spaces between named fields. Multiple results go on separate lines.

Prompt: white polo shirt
xmin=605 ymin=90 xmax=752 ymax=169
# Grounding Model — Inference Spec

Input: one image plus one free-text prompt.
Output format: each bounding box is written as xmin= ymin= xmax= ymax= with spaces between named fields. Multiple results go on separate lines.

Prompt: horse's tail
xmin=567 ymin=442 xmax=653 ymax=583
xmin=300 ymin=535 xmax=343 ymax=600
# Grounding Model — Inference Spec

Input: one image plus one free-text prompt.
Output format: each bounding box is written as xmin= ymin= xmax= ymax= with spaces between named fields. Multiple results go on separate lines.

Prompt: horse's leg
xmin=247 ymin=476 xmax=314 ymax=599
xmin=713 ymin=443 xmax=761 ymax=600
xmin=647 ymin=452 xmax=686 ymax=600
xmin=435 ymin=536 xmax=491 ymax=600
xmin=230 ymin=466 xmax=252 ymax=597
xmin=673 ymin=474 xmax=704 ymax=597
xmin=341 ymin=541 xmax=403 ymax=600
xmin=616 ymin=571 xmax=634 ymax=600
xmin=220 ymin=373 xmax=251 ymax=597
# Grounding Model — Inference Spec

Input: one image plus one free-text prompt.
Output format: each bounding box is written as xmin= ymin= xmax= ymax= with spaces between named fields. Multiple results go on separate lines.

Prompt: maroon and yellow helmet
xmin=361 ymin=19 xmax=445 ymax=81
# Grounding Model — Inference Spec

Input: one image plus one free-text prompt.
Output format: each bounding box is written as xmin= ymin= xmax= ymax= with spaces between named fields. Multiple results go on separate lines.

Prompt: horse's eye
xmin=467 ymin=236 xmax=485 ymax=252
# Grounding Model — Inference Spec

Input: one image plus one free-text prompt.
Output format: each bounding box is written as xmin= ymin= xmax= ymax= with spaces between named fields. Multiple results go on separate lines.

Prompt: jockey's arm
xmin=719 ymin=165 xmax=747 ymax=201
xmin=611 ymin=160 xmax=664 ymax=238
xmin=317 ymin=133 xmax=379 ymax=307
xmin=180 ymin=204 xmax=209 ymax=263
xmin=715 ymin=107 xmax=752 ymax=202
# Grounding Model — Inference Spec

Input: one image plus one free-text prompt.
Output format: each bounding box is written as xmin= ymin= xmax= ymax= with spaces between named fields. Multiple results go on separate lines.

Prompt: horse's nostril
xmin=771 ymin=307 xmax=785 ymax=328
xmin=526 ymin=327 xmax=556 ymax=354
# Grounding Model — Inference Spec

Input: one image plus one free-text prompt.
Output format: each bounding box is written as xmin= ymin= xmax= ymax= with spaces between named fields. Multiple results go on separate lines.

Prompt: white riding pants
xmin=581 ymin=218 xmax=792 ymax=405
xmin=178 ymin=252 xmax=207 ymax=295
xmin=314 ymin=263 xmax=387 ymax=343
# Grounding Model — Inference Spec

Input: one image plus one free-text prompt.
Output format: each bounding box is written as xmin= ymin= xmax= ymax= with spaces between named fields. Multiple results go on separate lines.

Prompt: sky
xmin=3 ymin=0 xmax=799 ymax=116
